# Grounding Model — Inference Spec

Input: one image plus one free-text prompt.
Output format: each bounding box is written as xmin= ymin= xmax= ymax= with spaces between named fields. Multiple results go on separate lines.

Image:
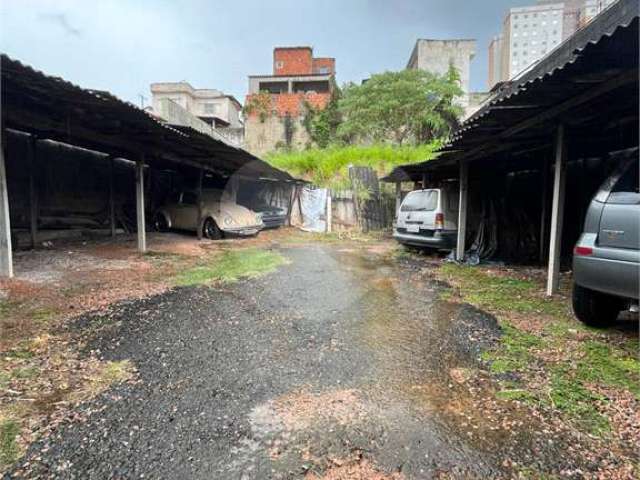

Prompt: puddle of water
xmin=329 ymin=246 xmax=537 ymax=457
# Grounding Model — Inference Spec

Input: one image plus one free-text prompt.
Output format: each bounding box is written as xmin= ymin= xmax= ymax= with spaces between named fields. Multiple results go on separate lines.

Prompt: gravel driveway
xmin=8 ymin=243 xmax=514 ymax=479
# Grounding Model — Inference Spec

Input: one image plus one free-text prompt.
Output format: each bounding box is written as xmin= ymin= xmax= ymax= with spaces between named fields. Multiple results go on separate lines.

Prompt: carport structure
xmin=0 ymin=55 xmax=295 ymax=278
xmin=384 ymin=0 xmax=638 ymax=295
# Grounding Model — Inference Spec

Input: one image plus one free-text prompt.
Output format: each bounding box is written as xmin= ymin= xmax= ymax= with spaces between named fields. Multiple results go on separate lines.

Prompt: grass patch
xmin=548 ymin=368 xmax=610 ymax=436
xmin=80 ymin=360 xmax=134 ymax=398
xmin=10 ymin=366 xmax=39 ymax=380
xmin=266 ymin=144 xmax=438 ymax=187
xmin=495 ymin=389 xmax=538 ymax=402
xmin=482 ymin=323 xmax=542 ymax=374
xmin=175 ymin=248 xmax=288 ymax=286
xmin=576 ymin=341 xmax=640 ymax=398
xmin=438 ymin=264 xmax=568 ymax=318
xmin=0 ymin=418 xmax=20 ymax=468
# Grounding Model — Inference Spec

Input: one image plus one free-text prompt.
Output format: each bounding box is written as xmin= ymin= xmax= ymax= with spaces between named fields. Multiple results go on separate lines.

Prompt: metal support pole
xmin=395 ymin=181 xmax=402 ymax=217
xmin=0 ymin=134 xmax=13 ymax=278
xmin=196 ymin=168 xmax=204 ymax=240
xmin=546 ymin=125 xmax=567 ymax=296
xmin=456 ymin=161 xmax=468 ymax=262
xmin=136 ymin=157 xmax=146 ymax=253
xmin=109 ymin=157 xmax=116 ymax=238
xmin=28 ymin=136 xmax=38 ymax=249
xmin=422 ymin=173 xmax=427 ymax=189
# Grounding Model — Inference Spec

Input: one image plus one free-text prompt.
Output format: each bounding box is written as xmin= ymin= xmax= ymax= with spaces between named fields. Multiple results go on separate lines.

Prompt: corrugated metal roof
xmin=1 ymin=54 xmax=296 ymax=182
xmin=383 ymin=0 xmax=638 ymax=183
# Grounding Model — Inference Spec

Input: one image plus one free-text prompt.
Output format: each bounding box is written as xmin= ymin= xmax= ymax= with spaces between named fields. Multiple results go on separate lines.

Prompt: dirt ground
xmin=1 ymin=229 xmax=638 ymax=479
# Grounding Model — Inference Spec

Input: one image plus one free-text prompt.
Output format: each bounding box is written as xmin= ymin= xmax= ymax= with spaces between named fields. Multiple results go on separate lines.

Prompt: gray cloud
xmin=38 ymin=12 xmax=82 ymax=37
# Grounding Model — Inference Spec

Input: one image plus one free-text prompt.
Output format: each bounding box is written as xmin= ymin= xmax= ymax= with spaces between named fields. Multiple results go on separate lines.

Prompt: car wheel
xmin=572 ymin=283 xmax=621 ymax=328
xmin=154 ymin=213 xmax=169 ymax=232
xmin=203 ymin=217 xmax=222 ymax=240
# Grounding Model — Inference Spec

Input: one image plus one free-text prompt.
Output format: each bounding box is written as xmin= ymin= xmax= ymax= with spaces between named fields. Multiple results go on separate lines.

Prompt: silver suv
xmin=572 ymin=150 xmax=639 ymax=327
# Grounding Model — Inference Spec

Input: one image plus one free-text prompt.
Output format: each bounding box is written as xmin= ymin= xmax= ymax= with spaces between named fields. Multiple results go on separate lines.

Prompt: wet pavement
xmin=8 ymin=243 xmax=541 ymax=479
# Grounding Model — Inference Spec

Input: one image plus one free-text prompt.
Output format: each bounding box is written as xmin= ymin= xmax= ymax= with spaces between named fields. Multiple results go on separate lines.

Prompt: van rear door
xmin=398 ymin=189 xmax=439 ymax=233
xmin=598 ymin=159 xmax=639 ymax=250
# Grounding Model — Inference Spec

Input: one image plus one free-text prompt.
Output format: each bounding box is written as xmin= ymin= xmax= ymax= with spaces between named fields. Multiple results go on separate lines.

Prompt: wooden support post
xmin=456 ymin=161 xmax=468 ymax=262
xmin=28 ymin=136 xmax=38 ymax=249
xmin=546 ymin=125 xmax=567 ymax=296
xmin=196 ymin=168 xmax=204 ymax=240
xmin=326 ymin=191 xmax=332 ymax=233
xmin=0 ymin=135 xmax=13 ymax=278
xmin=539 ymin=156 xmax=550 ymax=262
xmin=135 ymin=157 xmax=146 ymax=253
xmin=395 ymin=181 xmax=402 ymax=217
xmin=109 ymin=157 xmax=116 ymax=238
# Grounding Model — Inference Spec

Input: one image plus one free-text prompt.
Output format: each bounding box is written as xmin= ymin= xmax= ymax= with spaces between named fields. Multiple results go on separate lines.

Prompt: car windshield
xmin=400 ymin=190 xmax=439 ymax=212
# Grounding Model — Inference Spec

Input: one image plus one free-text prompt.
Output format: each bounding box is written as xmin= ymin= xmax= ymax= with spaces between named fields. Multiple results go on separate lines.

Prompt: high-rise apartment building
xmin=488 ymin=0 xmax=619 ymax=88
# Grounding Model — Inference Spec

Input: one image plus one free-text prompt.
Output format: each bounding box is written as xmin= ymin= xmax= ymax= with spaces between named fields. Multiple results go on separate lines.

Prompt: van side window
xmin=608 ymin=160 xmax=639 ymax=205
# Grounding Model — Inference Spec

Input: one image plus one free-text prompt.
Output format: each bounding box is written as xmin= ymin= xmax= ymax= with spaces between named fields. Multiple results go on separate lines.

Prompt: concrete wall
xmin=244 ymin=115 xmax=310 ymax=156
xmin=408 ymin=39 xmax=476 ymax=107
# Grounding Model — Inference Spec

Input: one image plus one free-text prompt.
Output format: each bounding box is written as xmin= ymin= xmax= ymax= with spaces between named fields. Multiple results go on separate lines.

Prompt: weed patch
xmin=175 ymin=248 xmax=288 ymax=286
xmin=438 ymin=264 xmax=568 ymax=318
xmin=0 ymin=419 xmax=20 ymax=468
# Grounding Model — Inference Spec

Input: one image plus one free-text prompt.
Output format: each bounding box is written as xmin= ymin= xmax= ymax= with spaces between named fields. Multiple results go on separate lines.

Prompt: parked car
xmin=154 ymin=189 xmax=263 ymax=239
xmin=393 ymin=187 xmax=458 ymax=250
xmin=251 ymin=204 xmax=288 ymax=229
xmin=572 ymin=153 xmax=639 ymax=327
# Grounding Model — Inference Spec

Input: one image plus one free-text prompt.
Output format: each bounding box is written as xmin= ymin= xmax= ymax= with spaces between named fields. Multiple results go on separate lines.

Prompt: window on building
xmin=275 ymin=60 xmax=284 ymax=69
xmin=203 ymin=103 xmax=218 ymax=114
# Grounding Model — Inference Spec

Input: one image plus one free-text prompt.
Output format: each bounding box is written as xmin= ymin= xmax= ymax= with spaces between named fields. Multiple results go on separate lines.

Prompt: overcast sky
xmin=1 ymin=0 xmax=531 ymax=107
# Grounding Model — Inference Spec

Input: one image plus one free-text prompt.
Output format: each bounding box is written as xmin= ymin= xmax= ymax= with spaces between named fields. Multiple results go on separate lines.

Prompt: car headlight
xmin=223 ymin=216 xmax=234 ymax=226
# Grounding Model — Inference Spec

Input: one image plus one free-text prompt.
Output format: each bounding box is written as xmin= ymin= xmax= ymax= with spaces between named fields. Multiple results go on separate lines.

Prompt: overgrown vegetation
xmin=243 ymin=91 xmax=273 ymax=122
xmin=303 ymin=81 xmax=342 ymax=149
xmin=266 ymin=143 xmax=438 ymax=187
xmin=337 ymin=67 xmax=463 ymax=145
xmin=175 ymin=248 xmax=288 ymax=286
xmin=436 ymin=262 xmax=640 ymax=438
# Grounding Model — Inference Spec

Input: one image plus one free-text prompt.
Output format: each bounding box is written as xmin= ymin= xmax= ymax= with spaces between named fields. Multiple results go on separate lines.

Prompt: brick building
xmin=245 ymin=47 xmax=336 ymax=155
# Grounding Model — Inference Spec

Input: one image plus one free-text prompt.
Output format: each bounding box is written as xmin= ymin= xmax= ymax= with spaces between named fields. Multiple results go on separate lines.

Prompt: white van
xmin=393 ymin=187 xmax=459 ymax=250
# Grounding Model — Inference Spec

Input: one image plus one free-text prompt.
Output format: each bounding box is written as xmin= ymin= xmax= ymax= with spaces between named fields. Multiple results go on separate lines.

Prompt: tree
xmin=302 ymin=81 xmax=342 ymax=148
xmin=337 ymin=67 xmax=464 ymax=145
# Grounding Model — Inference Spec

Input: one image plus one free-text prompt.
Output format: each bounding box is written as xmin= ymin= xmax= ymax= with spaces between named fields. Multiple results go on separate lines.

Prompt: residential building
xmin=581 ymin=0 xmax=619 ymax=25
xmin=488 ymin=0 xmax=620 ymax=88
xmin=244 ymin=46 xmax=336 ymax=155
xmin=150 ymin=82 xmax=244 ymax=147
xmin=150 ymin=82 xmax=243 ymax=129
xmin=488 ymin=35 xmax=504 ymax=89
xmin=406 ymin=39 xmax=488 ymax=118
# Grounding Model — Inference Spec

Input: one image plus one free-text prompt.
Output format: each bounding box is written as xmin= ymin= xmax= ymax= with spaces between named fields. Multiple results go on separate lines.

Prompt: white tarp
xmin=291 ymin=186 xmax=328 ymax=232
